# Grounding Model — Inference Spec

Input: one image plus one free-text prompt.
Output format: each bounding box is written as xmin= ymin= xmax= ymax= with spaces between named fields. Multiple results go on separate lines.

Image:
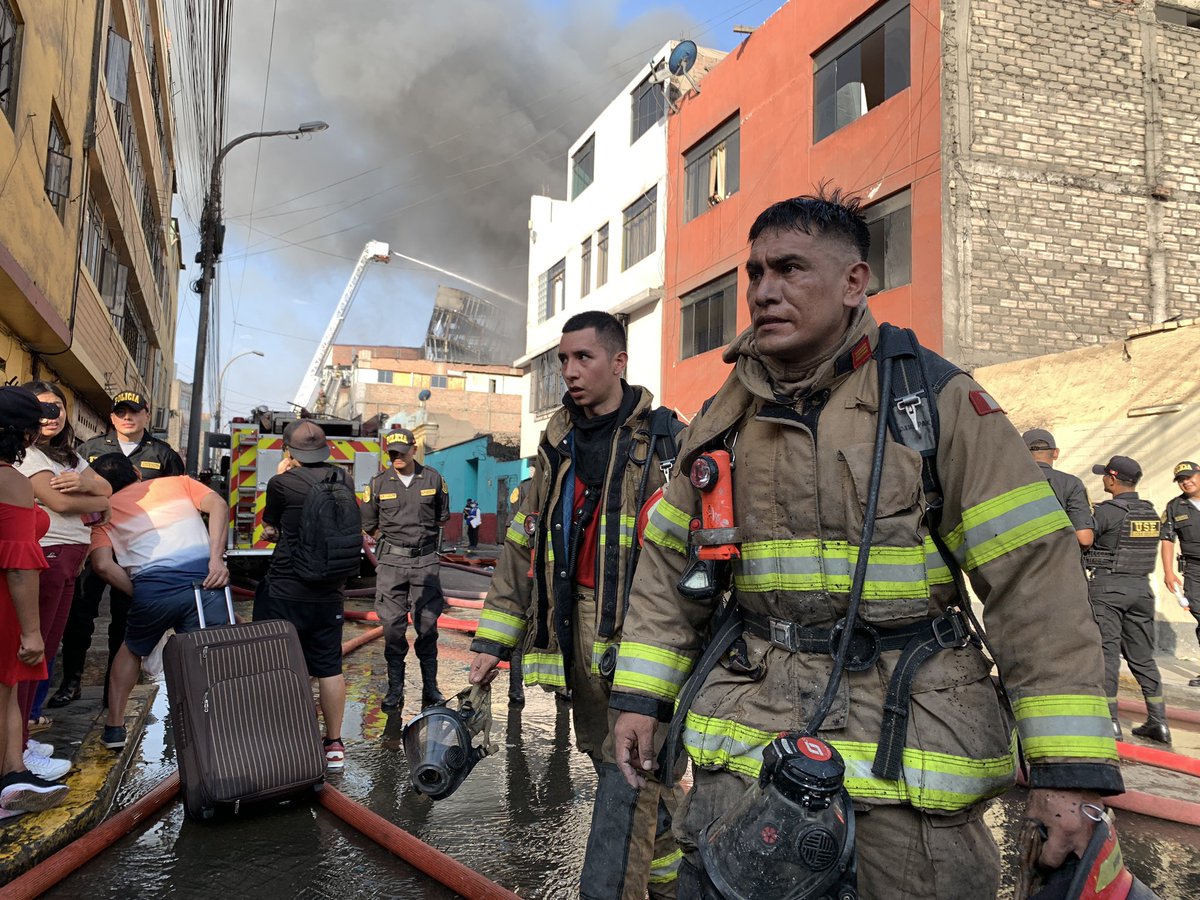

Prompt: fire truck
xmin=224 ymin=408 xmax=382 ymax=579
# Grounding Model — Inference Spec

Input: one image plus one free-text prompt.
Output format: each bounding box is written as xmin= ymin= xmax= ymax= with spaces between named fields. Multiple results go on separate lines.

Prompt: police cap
xmin=111 ymin=390 xmax=149 ymax=413
xmin=1092 ymin=455 xmax=1142 ymax=484
xmin=385 ymin=429 xmax=416 ymax=452
xmin=1173 ymin=461 xmax=1200 ymax=482
xmin=1022 ymin=428 xmax=1056 ymax=450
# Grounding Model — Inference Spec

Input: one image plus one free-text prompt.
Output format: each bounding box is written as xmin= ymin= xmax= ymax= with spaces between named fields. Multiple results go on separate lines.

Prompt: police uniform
xmin=472 ymin=384 xmax=686 ymax=900
xmin=1160 ymin=460 xmax=1200 ymax=684
xmin=610 ymin=309 xmax=1122 ymax=899
xmin=361 ymin=430 xmax=450 ymax=709
xmin=505 ymin=476 xmax=534 ymax=704
xmin=1084 ymin=456 xmax=1169 ymax=741
xmin=52 ymin=390 xmax=184 ymax=707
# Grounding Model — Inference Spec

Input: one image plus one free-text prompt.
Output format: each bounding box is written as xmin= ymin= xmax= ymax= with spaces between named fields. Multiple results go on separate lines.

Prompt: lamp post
xmin=185 ymin=121 xmax=329 ymax=475
xmin=214 ymin=349 xmax=265 ymax=435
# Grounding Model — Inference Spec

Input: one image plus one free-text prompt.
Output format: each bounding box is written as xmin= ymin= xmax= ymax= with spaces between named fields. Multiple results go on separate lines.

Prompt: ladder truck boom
xmin=291 ymin=240 xmax=391 ymax=411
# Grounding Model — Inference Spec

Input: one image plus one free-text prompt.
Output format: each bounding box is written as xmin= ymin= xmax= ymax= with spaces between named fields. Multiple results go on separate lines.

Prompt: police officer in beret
xmin=1161 ymin=460 xmax=1200 ymax=687
xmin=1023 ymin=428 xmax=1094 ymax=548
xmin=49 ymin=389 xmax=184 ymax=708
xmin=361 ymin=428 xmax=450 ymax=711
xmin=1086 ymin=454 xmax=1171 ymax=743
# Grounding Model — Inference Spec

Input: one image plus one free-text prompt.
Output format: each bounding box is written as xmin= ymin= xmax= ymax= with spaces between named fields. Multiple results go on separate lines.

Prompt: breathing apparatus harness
xmin=663 ymin=326 xmax=996 ymax=900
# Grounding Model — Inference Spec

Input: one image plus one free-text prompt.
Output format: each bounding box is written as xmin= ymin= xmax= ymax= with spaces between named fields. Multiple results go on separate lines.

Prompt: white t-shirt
xmin=399 ymin=473 xmax=416 ymax=488
xmin=1189 ymin=497 xmax=1200 ymax=513
xmin=118 ymin=439 xmax=139 ymax=456
xmin=16 ymin=446 xmax=93 ymax=546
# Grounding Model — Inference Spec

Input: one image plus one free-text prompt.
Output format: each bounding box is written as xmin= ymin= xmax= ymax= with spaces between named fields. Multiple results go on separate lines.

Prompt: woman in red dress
xmin=0 ymin=386 xmax=69 ymax=816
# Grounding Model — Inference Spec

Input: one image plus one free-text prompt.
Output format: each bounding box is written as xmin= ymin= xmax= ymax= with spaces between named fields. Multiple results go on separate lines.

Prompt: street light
xmin=185 ymin=121 xmax=330 ymax=474
xmin=214 ymin=349 xmax=265 ymax=436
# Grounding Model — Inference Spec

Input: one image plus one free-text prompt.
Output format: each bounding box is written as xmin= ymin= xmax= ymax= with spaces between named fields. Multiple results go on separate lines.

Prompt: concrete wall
xmin=942 ymin=0 xmax=1200 ymax=369
xmin=661 ymin=0 xmax=944 ymax=416
xmin=975 ymin=318 xmax=1200 ymax=651
xmin=424 ymin=435 xmax=530 ymax=544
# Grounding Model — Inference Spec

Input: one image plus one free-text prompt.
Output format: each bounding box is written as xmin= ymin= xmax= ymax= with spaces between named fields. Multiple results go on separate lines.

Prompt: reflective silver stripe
xmin=476 ymin=609 xmax=525 ymax=647
xmin=1016 ymin=715 xmax=1116 ymax=740
xmin=523 ymin=652 xmax=567 ymax=687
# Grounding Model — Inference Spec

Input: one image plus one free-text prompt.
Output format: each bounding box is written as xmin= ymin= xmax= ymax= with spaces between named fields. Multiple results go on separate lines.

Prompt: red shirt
xmin=573 ymin=479 xmax=600 ymax=590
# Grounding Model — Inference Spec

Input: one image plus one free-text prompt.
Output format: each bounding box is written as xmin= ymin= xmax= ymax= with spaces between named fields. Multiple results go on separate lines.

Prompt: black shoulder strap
xmin=647 ymin=406 xmax=683 ymax=467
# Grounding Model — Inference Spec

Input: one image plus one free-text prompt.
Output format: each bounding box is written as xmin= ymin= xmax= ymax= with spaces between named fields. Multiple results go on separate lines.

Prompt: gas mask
xmin=698 ymin=733 xmax=858 ymax=900
xmin=402 ymin=684 xmax=497 ymax=800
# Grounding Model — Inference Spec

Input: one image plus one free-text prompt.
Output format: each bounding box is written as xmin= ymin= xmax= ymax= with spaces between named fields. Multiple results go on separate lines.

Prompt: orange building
xmin=662 ymin=0 xmax=942 ymax=416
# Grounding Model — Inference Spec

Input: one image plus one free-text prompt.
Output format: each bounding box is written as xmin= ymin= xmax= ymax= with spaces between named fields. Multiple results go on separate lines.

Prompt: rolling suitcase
xmin=163 ymin=585 xmax=326 ymax=820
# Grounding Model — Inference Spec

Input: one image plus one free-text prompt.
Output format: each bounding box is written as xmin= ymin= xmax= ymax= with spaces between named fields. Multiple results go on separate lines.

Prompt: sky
xmin=171 ymin=0 xmax=786 ymax=423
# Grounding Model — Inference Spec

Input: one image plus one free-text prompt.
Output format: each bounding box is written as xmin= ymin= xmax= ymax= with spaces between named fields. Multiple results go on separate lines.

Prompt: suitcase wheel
xmin=313 ymin=782 xmax=325 ymax=794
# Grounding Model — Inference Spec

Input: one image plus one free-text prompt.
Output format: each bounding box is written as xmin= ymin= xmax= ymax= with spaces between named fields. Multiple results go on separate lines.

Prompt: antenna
xmin=668 ymin=40 xmax=701 ymax=95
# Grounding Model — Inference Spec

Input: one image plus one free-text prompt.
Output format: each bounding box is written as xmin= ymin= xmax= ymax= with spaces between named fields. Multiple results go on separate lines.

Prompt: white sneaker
xmin=22 ymin=750 xmax=71 ymax=782
xmin=26 ymin=738 xmax=54 ymax=757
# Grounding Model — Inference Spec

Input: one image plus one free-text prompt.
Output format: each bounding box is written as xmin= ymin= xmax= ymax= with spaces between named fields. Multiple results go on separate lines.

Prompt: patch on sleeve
xmin=968 ymin=390 xmax=1005 ymax=416
xmin=362 ymin=484 xmax=371 ymax=502
xmin=510 ymin=487 xmax=521 ymax=505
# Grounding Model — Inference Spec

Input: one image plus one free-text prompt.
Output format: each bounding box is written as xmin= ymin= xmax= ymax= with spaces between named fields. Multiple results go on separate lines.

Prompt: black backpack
xmin=292 ymin=468 xmax=363 ymax=582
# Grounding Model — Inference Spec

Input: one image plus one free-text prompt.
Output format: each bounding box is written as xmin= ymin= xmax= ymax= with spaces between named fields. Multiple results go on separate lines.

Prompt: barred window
xmin=377 ymin=370 xmax=395 ymax=384
xmin=0 ymin=0 xmax=21 ymax=123
xmin=45 ymin=114 xmax=71 ymax=219
xmin=813 ymin=0 xmax=909 ymax=142
xmin=531 ymin=348 xmax=564 ymax=415
xmin=864 ymin=190 xmax=911 ymax=296
xmin=630 ymin=75 xmax=665 ymax=144
xmin=622 ymin=187 xmax=657 ymax=271
xmin=596 ymin=224 xmax=609 ymax=288
xmin=571 ymin=134 xmax=594 ymax=200
xmin=121 ymin=300 xmax=149 ymax=377
xmin=431 ymin=375 xmax=448 ymax=388
xmin=684 ymin=115 xmax=740 ymax=222
xmin=538 ymin=258 xmax=565 ymax=322
xmin=681 ymin=271 xmax=738 ymax=359
xmin=580 ymin=237 xmax=592 ymax=298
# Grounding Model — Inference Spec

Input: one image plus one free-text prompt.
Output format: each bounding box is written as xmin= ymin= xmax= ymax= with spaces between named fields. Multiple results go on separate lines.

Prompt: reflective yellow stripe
xmin=944 ymin=481 xmax=1072 ymax=571
xmin=599 ymin=514 xmax=637 ymax=549
xmin=613 ymin=642 xmax=693 ymax=701
xmin=476 ymin=609 xmax=525 ymax=648
xmin=1011 ymin=695 xmax=1119 ymax=761
xmin=506 ymin=512 xmax=531 ymax=547
xmin=733 ymin=539 xmax=938 ymax=601
xmin=523 ymin=651 xmax=567 ymax=688
xmin=591 ymin=640 xmax=615 ymax=676
xmin=682 ymin=712 xmax=1017 ymax=812
xmin=648 ymin=849 xmax=682 ymax=884
xmin=644 ymin=498 xmax=691 ymax=555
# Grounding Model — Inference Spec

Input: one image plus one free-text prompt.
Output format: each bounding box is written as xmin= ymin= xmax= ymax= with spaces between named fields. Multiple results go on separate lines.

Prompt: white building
xmin=515 ymin=41 xmax=723 ymax=458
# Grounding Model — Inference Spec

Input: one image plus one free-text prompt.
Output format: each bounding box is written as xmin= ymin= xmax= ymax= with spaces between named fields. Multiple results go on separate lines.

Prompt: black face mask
xmin=566 ymin=381 xmax=636 ymax=487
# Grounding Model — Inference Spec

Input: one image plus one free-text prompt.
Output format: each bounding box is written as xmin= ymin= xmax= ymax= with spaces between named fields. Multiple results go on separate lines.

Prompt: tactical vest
xmin=1104 ymin=498 xmax=1161 ymax=576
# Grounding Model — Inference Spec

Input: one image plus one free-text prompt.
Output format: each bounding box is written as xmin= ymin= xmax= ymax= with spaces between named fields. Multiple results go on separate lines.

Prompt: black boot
xmin=381 ymin=661 xmax=405 ymax=712
xmin=420 ymin=659 xmax=444 ymax=709
xmin=508 ymin=654 xmax=525 ymax=706
xmin=47 ymin=678 xmax=81 ymax=709
xmin=1131 ymin=701 xmax=1172 ymax=744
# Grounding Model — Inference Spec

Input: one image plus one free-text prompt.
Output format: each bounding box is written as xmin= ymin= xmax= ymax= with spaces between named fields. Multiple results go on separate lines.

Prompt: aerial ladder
xmin=291 ymin=240 xmax=391 ymax=413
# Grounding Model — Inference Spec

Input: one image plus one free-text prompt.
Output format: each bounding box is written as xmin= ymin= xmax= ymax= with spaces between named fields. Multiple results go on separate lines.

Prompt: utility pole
xmin=185 ymin=122 xmax=329 ymax=474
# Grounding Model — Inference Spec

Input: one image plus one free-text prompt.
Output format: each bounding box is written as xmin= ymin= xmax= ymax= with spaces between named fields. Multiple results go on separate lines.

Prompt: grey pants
xmin=374 ymin=556 xmax=444 ymax=666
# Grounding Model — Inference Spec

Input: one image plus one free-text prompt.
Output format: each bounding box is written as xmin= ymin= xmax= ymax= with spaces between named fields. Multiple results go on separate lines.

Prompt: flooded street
xmin=43 ymin=588 xmax=1200 ymax=899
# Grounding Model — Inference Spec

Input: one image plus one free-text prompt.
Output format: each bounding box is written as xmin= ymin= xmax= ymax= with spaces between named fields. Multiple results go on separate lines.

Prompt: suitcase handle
xmin=193 ymin=584 xmax=236 ymax=629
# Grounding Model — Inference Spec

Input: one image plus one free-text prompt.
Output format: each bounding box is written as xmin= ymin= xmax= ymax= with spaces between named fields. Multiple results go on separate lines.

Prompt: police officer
xmin=1023 ymin=428 xmax=1094 ymax=548
xmin=1161 ymin=460 xmax=1200 ymax=686
xmin=505 ymin=470 xmax=534 ymax=707
xmin=49 ymin=389 xmax=184 ymax=708
xmin=1086 ymin=455 xmax=1170 ymax=743
xmin=362 ymin=428 xmax=450 ymax=711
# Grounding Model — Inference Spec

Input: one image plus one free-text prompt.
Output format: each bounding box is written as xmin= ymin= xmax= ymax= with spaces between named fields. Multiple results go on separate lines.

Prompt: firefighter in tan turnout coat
xmin=469 ymin=311 xmax=685 ymax=899
xmin=611 ymin=193 xmax=1124 ymax=899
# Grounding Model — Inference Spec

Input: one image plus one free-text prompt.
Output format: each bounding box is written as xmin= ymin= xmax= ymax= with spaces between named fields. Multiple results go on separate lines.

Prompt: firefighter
xmin=1161 ymin=460 xmax=1200 ymax=686
xmin=361 ymin=428 xmax=450 ymax=711
xmin=50 ymin=390 xmax=184 ymax=709
xmin=467 ymin=311 xmax=686 ymax=900
xmin=610 ymin=192 xmax=1123 ymax=899
xmin=1086 ymin=455 xmax=1170 ymax=743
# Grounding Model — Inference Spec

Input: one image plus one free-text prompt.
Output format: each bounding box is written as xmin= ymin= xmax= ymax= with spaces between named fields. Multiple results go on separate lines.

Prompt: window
xmin=431 ymin=375 xmax=448 ymax=388
xmin=622 ymin=187 xmax=657 ymax=271
xmin=580 ymin=237 xmax=592 ymax=298
xmin=488 ymin=378 xmax=497 ymax=393
xmin=104 ymin=28 xmax=131 ymax=105
xmin=571 ymin=134 xmax=594 ymax=200
xmin=121 ymin=302 xmax=148 ymax=377
xmin=864 ymin=190 xmax=912 ymax=296
xmin=538 ymin=259 xmax=565 ymax=322
xmin=377 ymin=370 xmax=395 ymax=384
xmin=681 ymin=272 xmax=738 ymax=359
xmin=684 ymin=115 xmax=740 ymax=222
xmin=45 ymin=114 xmax=71 ymax=219
xmin=531 ymin=349 xmax=564 ymax=415
xmin=814 ymin=0 xmax=909 ymax=142
xmin=0 ymin=0 xmax=21 ymax=123
xmin=630 ymin=75 xmax=665 ymax=144
xmin=1157 ymin=4 xmax=1200 ymax=26
xmin=596 ymin=224 xmax=609 ymax=288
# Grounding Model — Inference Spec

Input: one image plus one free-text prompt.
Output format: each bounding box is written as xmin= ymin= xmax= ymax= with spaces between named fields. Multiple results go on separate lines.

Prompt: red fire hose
xmin=439 ymin=561 xmax=496 ymax=577
xmin=1116 ymin=740 xmax=1200 ymax=778
xmin=343 ymin=608 xmax=478 ymax=634
xmin=0 ymin=772 xmax=182 ymax=900
xmin=342 ymin=626 xmax=385 ymax=656
xmin=317 ymin=786 xmax=520 ymax=900
xmin=1117 ymin=698 xmax=1200 ymax=727
xmin=1106 ymin=788 xmax=1200 ymax=827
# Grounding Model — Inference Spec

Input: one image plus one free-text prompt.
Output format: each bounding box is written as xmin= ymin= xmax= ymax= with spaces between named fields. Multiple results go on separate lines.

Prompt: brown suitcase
xmin=163 ymin=586 xmax=326 ymax=820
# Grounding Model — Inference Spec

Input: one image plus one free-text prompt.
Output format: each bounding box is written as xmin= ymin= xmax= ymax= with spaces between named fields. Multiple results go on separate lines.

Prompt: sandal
xmin=27 ymin=715 xmax=53 ymax=734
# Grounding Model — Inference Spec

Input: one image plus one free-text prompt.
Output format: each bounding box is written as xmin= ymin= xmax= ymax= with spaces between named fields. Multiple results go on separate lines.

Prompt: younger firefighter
xmin=362 ymin=428 xmax=450 ymax=712
xmin=611 ymin=192 xmax=1123 ymax=899
xmin=1086 ymin=455 xmax=1170 ymax=743
xmin=468 ymin=311 xmax=686 ymax=900
xmin=1161 ymin=460 xmax=1200 ymax=686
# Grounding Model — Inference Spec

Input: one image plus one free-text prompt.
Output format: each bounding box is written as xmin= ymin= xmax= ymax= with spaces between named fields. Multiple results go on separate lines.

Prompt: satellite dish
xmin=418 ymin=389 xmax=432 ymax=401
xmin=668 ymin=40 xmax=698 ymax=76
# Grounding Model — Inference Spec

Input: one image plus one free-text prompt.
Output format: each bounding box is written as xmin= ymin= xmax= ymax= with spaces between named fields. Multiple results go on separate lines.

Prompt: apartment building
xmin=0 ymin=0 xmax=179 ymax=436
